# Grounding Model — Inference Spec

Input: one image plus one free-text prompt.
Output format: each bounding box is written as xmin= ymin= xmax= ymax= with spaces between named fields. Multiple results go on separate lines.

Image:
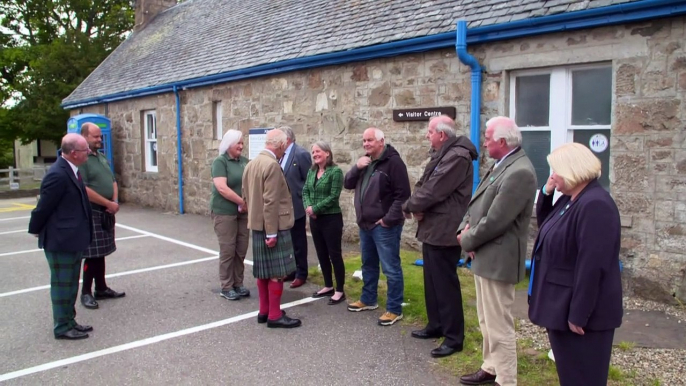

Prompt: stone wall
xmin=74 ymin=16 xmax=686 ymax=302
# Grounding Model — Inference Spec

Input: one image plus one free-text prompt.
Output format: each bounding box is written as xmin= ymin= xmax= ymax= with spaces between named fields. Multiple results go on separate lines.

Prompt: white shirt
xmin=280 ymin=143 xmax=294 ymax=170
xmin=494 ymin=147 xmax=519 ymax=170
xmin=63 ymin=156 xmax=79 ymax=178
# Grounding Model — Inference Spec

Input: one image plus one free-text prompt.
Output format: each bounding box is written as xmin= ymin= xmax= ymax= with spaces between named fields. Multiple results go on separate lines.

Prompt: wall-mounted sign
xmin=589 ymin=133 xmax=608 ymax=153
xmin=248 ymin=128 xmax=274 ymax=159
xmin=392 ymin=107 xmax=456 ymax=122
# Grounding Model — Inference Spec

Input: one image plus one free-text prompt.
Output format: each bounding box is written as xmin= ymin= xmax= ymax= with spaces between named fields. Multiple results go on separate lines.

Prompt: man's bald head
xmin=80 ymin=122 xmax=103 ymax=151
xmin=80 ymin=122 xmax=98 ymax=136
xmin=265 ymin=129 xmax=288 ymax=159
xmin=61 ymin=133 xmax=89 ymax=166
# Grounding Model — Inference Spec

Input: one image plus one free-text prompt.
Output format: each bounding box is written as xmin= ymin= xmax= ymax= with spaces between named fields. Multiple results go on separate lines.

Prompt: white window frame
xmin=509 ymin=63 xmax=612 ymax=199
xmin=143 ymin=110 xmax=158 ymax=173
xmin=214 ymin=101 xmax=223 ymax=140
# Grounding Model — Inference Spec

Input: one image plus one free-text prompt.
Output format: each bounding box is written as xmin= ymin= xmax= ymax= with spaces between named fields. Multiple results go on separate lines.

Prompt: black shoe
xmin=312 ymin=288 xmax=335 ymax=298
xmin=94 ymin=288 xmax=126 ymax=299
xmin=328 ymin=294 xmax=346 ymax=305
xmin=73 ymin=324 xmax=93 ymax=333
xmin=460 ymin=369 xmax=496 ymax=385
xmin=55 ymin=328 xmax=89 ymax=340
xmin=267 ymin=315 xmax=302 ymax=328
xmin=411 ymin=328 xmax=441 ymax=339
xmin=257 ymin=310 xmax=286 ymax=324
xmin=81 ymin=294 xmax=99 ymax=309
xmin=431 ymin=343 xmax=463 ymax=358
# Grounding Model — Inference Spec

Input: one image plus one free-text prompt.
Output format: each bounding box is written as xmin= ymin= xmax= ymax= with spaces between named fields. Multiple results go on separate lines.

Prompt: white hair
xmin=487 ymin=116 xmax=522 ymax=148
xmin=218 ymin=129 xmax=243 ymax=155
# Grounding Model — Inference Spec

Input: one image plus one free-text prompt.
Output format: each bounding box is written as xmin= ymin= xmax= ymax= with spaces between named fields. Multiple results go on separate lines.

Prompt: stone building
xmin=63 ymin=0 xmax=686 ymax=302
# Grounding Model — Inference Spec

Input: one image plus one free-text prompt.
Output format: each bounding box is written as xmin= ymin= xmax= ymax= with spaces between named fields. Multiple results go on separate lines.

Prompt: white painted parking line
xmin=0 ymin=216 xmax=30 ymax=222
xmin=0 ymin=296 xmax=321 ymax=382
xmin=116 ymin=223 xmax=219 ymax=255
xmin=0 ymin=254 xmax=220 ymax=298
xmin=0 ymin=229 xmax=25 ymax=235
xmin=0 ymin=235 xmax=151 ymax=258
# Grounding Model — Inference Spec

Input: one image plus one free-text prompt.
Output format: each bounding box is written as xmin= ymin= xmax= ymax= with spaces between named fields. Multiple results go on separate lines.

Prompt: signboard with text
xmin=248 ymin=128 xmax=274 ymax=159
xmin=392 ymin=107 xmax=456 ymax=122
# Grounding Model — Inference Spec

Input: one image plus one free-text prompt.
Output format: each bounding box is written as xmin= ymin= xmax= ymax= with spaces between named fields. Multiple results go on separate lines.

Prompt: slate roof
xmin=63 ymin=0 xmax=642 ymax=105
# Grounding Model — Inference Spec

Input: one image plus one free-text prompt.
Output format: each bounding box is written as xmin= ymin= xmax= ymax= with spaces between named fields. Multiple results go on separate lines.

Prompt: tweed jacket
xmin=242 ymin=150 xmax=295 ymax=235
xmin=458 ymin=148 xmax=537 ymax=284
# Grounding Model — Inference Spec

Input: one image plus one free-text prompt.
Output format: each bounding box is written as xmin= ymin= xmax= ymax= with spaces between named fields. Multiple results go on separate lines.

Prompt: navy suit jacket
xmin=528 ymin=179 xmax=623 ymax=331
xmin=28 ymin=157 xmax=94 ymax=252
xmin=282 ymin=143 xmax=312 ymax=220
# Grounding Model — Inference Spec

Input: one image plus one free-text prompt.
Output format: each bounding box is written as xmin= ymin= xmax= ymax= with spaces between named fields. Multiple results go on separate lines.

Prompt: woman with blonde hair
xmin=528 ymin=142 xmax=622 ymax=385
xmin=211 ymin=129 xmax=250 ymax=301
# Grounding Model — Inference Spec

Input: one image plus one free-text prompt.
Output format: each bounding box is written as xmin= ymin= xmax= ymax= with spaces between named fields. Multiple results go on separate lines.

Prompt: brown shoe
xmin=289 ymin=278 xmax=306 ymax=288
xmin=460 ymin=369 xmax=496 ymax=385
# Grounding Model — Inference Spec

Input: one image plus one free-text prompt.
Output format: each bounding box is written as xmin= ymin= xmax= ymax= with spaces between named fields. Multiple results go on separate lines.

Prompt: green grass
xmin=618 ymin=340 xmax=636 ymax=352
xmin=0 ymin=181 xmax=41 ymax=191
xmin=309 ymin=249 xmax=644 ymax=385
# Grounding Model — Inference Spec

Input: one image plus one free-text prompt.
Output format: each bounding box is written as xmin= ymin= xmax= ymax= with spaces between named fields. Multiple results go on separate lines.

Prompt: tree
xmin=0 ymin=0 xmax=135 ymax=144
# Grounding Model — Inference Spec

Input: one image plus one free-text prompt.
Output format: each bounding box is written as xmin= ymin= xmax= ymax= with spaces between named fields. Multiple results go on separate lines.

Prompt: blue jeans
xmin=359 ymin=224 xmax=404 ymax=314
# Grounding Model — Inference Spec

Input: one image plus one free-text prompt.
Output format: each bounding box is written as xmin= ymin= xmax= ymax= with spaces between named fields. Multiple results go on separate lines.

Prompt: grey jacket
xmin=282 ymin=143 xmax=312 ymax=220
xmin=403 ymin=136 xmax=477 ymax=246
xmin=458 ymin=148 xmax=537 ymax=284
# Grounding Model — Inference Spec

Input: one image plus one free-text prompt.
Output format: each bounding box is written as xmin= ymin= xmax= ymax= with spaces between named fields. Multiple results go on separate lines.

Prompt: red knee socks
xmin=267 ymin=280 xmax=284 ymax=320
xmin=256 ymin=279 xmax=269 ymax=315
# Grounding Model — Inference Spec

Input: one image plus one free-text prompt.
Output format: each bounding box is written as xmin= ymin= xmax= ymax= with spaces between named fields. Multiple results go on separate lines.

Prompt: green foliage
xmin=0 ymin=136 xmax=14 ymax=169
xmin=0 ymin=0 xmax=135 ymax=144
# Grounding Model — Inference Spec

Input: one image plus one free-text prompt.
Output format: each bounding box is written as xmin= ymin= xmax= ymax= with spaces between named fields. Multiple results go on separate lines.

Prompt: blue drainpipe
xmin=173 ymin=85 xmax=184 ymax=214
xmin=455 ymin=20 xmax=482 ymax=193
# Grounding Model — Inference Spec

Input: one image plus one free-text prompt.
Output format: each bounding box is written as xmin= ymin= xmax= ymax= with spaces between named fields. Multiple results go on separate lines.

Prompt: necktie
xmin=77 ymin=171 xmax=82 ymax=182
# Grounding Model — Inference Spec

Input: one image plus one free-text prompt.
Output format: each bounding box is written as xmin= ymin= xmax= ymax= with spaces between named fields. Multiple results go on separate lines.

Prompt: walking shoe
xmin=378 ymin=311 xmax=403 ymax=326
xmin=220 ymin=289 xmax=240 ymax=300
xmin=234 ymin=286 xmax=250 ymax=297
xmin=347 ymin=300 xmax=378 ymax=312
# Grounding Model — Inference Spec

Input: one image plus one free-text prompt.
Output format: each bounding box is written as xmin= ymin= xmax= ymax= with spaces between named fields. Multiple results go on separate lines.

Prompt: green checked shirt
xmin=302 ymin=165 xmax=343 ymax=215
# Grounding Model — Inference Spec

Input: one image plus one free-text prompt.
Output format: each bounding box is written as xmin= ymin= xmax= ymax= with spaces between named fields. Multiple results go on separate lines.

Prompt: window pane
xmin=572 ymin=67 xmax=612 ymax=125
xmin=146 ymin=114 xmax=155 ymax=139
xmin=573 ymin=129 xmax=610 ymax=191
xmin=521 ymin=131 xmax=551 ymax=187
xmin=150 ymin=141 xmax=158 ymax=167
xmin=515 ymin=75 xmax=550 ymax=127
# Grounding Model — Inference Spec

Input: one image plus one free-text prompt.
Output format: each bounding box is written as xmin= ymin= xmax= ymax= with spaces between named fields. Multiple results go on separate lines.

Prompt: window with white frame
xmin=509 ymin=64 xmax=612 ymax=191
xmin=213 ymin=101 xmax=223 ymax=140
xmin=143 ymin=110 xmax=158 ymax=172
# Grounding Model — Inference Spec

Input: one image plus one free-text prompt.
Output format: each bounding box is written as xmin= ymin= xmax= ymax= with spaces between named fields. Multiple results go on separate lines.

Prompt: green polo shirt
xmin=210 ymin=154 xmax=248 ymax=215
xmin=79 ymin=151 xmax=115 ymax=200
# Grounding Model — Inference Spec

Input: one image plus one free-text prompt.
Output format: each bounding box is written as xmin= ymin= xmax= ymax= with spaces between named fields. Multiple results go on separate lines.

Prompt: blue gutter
xmin=62 ymin=0 xmax=686 ymax=110
xmin=173 ymin=86 xmax=184 ymax=214
xmin=455 ymin=20 xmax=482 ymax=193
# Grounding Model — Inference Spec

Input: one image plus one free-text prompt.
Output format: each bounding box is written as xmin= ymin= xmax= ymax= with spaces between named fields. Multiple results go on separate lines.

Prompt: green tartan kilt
xmin=251 ymin=229 xmax=296 ymax=279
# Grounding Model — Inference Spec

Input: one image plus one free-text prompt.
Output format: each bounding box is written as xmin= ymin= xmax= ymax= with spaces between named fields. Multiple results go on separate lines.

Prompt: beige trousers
xmin=212 ymin=213 xmax=249 ymax=290
xmin=474 ymin=275 xmax=517 ymax=386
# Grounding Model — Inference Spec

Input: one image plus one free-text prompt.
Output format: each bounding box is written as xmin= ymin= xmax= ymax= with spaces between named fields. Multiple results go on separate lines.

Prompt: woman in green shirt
xmin=303 ymin=141 xmax=346 ymax=305
xmin=211 ymin=129 xmax=250 ymax=301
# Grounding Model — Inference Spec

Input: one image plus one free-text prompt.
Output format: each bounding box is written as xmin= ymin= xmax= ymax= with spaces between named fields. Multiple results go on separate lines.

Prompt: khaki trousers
xmin=212 ymin=213 xmax=249 ymax=290
xmin=474 ymin=274 xmax=517 ymax=386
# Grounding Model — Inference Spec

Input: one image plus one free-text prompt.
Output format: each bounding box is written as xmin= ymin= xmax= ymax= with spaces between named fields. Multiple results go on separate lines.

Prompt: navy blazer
xmin=528 ymin=179 xmax=623 ymax=331
xmin=28 ymin=157 xmax=93 ymax=252
xmin=282 ymin=143 xmax=312 ymax=220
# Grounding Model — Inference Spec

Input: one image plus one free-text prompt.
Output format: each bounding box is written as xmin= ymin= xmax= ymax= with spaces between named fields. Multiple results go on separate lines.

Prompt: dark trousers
xmin=82 ymin=257 xmax=108 ymax=294
xmin=548 ymin=328 xmax=615 ymax=386
xmin=45 ymin=251 xmax=82 ymax=336
xmin=290 ymin=216 xmax=308 ymax=279
xmin=310 ymin=213 xmax=345 ymax=292
xmin=422 ymin=243 xmax=465 ymax=348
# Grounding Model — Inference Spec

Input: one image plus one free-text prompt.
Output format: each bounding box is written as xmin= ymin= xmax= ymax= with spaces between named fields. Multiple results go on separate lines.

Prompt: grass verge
xmin=308 ymin=248 xmax=641 ymax=385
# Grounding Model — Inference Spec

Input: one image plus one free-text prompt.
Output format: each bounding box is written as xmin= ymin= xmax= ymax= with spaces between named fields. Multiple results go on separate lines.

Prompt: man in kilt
xmin=29 ymin=133 xmax=94 ymax=339
xmin=242 ymin=129 xmax=301 ymax=328
xmin=78 ymin=123 xmax=125 ymax=310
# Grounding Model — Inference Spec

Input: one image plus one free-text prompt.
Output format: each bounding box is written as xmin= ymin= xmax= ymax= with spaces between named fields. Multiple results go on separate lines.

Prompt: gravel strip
xmin=515 ymin=296 xmax=686 ymax=385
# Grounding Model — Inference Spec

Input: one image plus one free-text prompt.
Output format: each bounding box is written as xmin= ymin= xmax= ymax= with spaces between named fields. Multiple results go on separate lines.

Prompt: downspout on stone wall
xmin=455 ymin=20 xmax=482 ymax=193
xmin=173 ymin=85 xmax=184 ymax=214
